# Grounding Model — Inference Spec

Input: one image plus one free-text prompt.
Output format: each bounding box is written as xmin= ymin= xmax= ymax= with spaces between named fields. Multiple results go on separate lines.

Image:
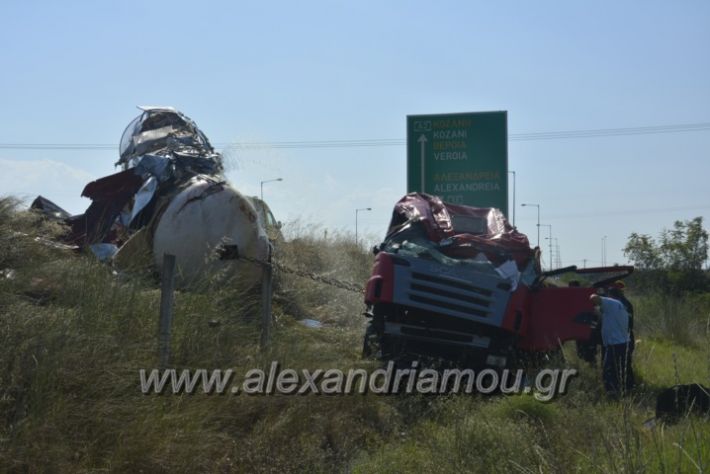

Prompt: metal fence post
xmin=159 ymin=253 xmax=177 ymax=368
xmin=260 ymin=245 xmax=274 ymax=349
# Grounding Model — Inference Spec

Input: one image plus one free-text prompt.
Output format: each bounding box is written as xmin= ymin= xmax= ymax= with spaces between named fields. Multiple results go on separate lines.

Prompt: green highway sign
xmin=407 ymin=111 xmax=508 ymax=214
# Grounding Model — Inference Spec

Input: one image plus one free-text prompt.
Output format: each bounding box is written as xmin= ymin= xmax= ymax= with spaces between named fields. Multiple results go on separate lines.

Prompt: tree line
xmin=624 ymin=217 xmax=709 ymax=293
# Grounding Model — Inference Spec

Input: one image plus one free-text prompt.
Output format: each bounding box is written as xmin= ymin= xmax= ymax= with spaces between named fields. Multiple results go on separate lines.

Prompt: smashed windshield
xmin=451 ymin=214 xmax=487 ymax=234
xmin=382 ymin=220 xmax=501 ymax=276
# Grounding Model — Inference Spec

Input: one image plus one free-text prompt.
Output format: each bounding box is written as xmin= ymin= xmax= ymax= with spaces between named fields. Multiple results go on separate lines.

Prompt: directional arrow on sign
xmin=407 ymin=111 xmax=507 ymax=210
xmin=418 ymin=134 xmax=428 ymax=192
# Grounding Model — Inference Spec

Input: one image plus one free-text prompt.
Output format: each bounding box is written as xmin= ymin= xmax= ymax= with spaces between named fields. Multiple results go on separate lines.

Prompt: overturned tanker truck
xmin=32 ymin=107 xmax=270 ymax=287
xmin=363 ymin=193 xmax=632 ymax=368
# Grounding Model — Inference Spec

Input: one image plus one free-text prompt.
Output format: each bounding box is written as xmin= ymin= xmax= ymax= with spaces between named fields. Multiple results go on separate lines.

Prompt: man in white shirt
xmin=590 ymin=294 xmax=634 ymax=396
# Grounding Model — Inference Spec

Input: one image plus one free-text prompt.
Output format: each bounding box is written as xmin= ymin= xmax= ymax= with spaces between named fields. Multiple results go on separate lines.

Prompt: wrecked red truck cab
xmin=363 ymin=193 xmax=632 ymax=367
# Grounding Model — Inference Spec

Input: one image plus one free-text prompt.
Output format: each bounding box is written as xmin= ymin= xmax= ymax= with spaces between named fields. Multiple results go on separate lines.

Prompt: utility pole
xmin=546 ymin=236 xmax=560 ymax=269
xmin=508 ymin=170 xmax=516 ymax=226
xmin=542 ymin=224 xmax=552 ymax=270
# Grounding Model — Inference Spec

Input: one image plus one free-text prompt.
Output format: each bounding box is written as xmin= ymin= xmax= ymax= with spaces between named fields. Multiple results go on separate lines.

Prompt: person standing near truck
xmin=573 ymin=281 xmax=601 ymax=365
xmin=590 ymin=294 xmax=634 ymax=396
xmin=608 ymin=281 xmax=635 ymax=355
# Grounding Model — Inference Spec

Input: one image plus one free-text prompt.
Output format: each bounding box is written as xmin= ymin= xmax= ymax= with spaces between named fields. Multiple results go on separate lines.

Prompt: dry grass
xmin=1 ymin=197 xmax=710 ymax=473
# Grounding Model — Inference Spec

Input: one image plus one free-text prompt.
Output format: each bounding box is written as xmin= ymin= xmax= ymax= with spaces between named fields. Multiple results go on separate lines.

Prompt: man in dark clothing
xmin=573 ymin=281 xmax=601 ymax=365
xmin=576 ymin=315 xmax=602 ymax=366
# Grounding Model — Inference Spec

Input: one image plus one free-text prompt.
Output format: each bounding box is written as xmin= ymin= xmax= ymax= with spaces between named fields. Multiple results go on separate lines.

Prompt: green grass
xmin=634 ymin=291 xmax=710 ymax=348
xmin=1 ymin=197 xmax=710 ymax=473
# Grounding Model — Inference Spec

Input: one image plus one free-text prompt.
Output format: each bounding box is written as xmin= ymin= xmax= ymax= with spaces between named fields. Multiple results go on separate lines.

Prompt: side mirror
xmin=276 ymin=221 xmax=282 ymax=229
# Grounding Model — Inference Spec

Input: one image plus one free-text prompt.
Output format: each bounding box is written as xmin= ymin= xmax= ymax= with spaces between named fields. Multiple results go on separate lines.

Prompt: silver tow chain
xmin=222 ymin=247 xmax=365 ymax=294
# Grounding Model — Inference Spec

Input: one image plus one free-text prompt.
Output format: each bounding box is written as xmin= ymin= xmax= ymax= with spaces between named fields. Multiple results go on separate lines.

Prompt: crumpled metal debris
xmin=386 ymin=193 xmax=533 ymax=270
xmin=379 ymin=193 xmax=538 ymax=291
xmin=31 ymin=107 xmax=271 ymax=286
xmin=30 ymin=196 xmax=71 ymax=220
xmin=36 ymin=107 xmax=228 ymax=251
xmin=89 ymin=243 xmax=119 ymax=262
xmin=120 ymin=176 xmax=157 ymax=227
xmin=118 ymin=106 xmax=223 ymax=178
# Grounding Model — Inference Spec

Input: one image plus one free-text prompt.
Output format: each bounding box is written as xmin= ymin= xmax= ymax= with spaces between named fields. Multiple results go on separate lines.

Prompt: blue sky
xmin=1 ymin=0 xmax=709 ymax=267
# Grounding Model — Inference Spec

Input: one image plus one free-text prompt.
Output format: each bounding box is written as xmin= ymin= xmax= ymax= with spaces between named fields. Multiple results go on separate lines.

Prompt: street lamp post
xmin=355 ymin=207 xmax=372 ymax=246
xmin=602 ymin=235 xmax=608 ymax=267
xmin=508 ymin=170 xmax=516 ymax=226
xmin=260 ymin=178 xmax=283 ymax=202
xmin=521 ymin=203 xmax=540 ymax=247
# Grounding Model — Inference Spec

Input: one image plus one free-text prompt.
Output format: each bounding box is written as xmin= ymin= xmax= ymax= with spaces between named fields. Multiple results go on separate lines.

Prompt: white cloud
xmin=0 ymin=159 xmax=96 ymax=214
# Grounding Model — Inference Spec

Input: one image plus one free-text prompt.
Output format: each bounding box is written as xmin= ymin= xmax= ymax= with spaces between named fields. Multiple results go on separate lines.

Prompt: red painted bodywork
xmin=365 ymin=258 xmax=599 ymax=352
xmin=387 ymin=193 xmax=533 ymax=269
xmin=500 ymin=284 xmax=530 ymax=334
xmin=366 ymin=193 xmax=633 ymax=355
xmin=515 ymin=287 xmax=597 ymax=351
xmin=365 ymin=252 xmax=394 ymax=304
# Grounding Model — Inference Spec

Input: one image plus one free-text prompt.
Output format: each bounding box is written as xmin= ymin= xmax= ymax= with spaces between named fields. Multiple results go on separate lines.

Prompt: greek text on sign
xmin=407 ymin=111 xmax=508 ymax=214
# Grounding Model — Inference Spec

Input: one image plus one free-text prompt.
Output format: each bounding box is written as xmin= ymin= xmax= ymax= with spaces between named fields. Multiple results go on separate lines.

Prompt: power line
xmin=0 ymin=122 xmax=709 ymax=151
xmin=514 ymin=204 xmax=710 ymax=221
xmin=0 ymin=144 xmax=116 ymax=151
xmin=508 ymin=122 xmax=710 ymax=141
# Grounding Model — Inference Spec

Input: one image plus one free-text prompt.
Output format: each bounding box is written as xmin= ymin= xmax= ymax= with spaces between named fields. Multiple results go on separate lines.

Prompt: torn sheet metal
xmin=32 ymin=107 xmax=271 ymax=288
xmin=495 ymin=259 xmax=521 ymax=291
xmin=379 ymin=193 xmax=537 ymax=292
xmin=132 ymin=155 xmax=171 ymax=182
xmin=89 ymin=243 xmax=119 ymax=262
xmin=117 ymin=106 xmax=220 ymax=172
xmin=68 ymin=108 xmax=226 ymax=247
xmin=121 ymin=176 xmax=157 ymax=227
xmin=385 ymin=193 xmax=533 ymax=270
xmin=30 ymin=196 xmax=71 ymax=220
